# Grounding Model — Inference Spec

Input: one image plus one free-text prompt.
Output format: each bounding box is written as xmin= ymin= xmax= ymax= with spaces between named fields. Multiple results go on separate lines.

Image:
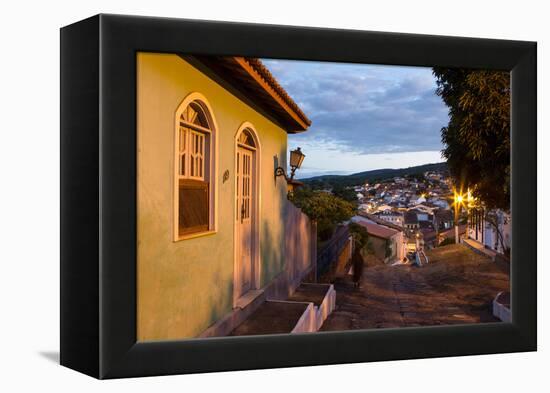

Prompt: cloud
xmin=262 ymin=59 xmax=449 ymax=157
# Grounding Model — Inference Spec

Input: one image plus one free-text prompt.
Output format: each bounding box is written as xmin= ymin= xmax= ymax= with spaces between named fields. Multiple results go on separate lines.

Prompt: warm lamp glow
xmin=289 ymin=147 xmax=305 ymax=171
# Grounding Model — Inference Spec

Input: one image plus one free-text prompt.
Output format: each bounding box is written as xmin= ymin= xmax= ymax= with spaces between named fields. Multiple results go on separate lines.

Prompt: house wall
xmin=368 ymin=233 xmax=404 ymax=263
xmin=368 ymin=236 xmax=390 ymax=261
xmin=394 ymin=232 xmax=406 ymax=261
xmin=137 ymin=53 xmax=292 ymax=340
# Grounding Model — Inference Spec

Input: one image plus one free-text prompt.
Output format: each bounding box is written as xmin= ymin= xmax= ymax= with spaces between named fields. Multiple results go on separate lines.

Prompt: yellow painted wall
xmin=137 ymin=53 xmax=290 ymax=341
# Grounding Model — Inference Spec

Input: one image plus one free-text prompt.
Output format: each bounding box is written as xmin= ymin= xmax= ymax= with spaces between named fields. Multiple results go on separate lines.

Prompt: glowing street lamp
xmin=452 ymin=188 xmax=466 ymax=244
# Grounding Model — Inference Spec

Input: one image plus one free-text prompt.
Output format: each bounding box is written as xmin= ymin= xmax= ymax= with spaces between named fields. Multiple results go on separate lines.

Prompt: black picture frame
xmin=60 ymin=14 xmax=537 ymax=379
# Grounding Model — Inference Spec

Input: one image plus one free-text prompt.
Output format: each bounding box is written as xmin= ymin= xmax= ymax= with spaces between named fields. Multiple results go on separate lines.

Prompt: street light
xmin=452 ymin=188 xmax=466 ymax=244
xmin=275 ymin=147 xmax=305 ymax=181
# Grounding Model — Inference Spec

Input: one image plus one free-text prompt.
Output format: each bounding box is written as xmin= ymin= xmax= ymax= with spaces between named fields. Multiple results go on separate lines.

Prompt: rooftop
xmin=353 ymin=217 xmax=400 ymax=240
xmin=185 ymin=55 xmax=311 ymax=133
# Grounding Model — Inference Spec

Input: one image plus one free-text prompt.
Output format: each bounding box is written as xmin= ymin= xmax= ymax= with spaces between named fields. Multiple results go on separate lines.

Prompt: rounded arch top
xmin=235 ymin=122 xmax=261 ymax=150
xmin=175 ymin=92 xmax=219 ymax=132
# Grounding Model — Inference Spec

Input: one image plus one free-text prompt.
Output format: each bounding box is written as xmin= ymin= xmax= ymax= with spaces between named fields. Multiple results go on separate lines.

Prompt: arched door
xmin=235 ymin=129 xmax=257 ymax=298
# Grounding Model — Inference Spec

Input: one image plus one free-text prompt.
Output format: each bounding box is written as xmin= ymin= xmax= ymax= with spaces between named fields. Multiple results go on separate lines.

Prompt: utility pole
xmin=453 ymin=191 xmax=464 ymax=244
xmin=454 ymin=202 xmax=459 ymax=244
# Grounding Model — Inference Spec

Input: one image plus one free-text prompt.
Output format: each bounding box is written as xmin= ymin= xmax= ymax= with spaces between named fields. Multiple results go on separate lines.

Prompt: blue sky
xmin=261 ymin=59 xmax=449 ymax=178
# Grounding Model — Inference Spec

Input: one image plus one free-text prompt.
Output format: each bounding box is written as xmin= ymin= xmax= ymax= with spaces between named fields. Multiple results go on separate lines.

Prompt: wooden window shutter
xmin=178 ymin=179 xmax=209 ymax=236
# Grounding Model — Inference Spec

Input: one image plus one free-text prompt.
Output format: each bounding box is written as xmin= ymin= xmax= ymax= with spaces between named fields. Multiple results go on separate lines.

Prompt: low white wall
xmin=493 ymin=292 xmax=511 ymax=323
xmin=291 ymin=302 xmax=317 ymax=334
xmin=315 ymin=284 xmax=336 ymax=330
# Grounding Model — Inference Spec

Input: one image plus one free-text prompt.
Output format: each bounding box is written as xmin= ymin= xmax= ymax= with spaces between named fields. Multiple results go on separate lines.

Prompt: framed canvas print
xmin=60 ymin=14 xmax=536 ymax=379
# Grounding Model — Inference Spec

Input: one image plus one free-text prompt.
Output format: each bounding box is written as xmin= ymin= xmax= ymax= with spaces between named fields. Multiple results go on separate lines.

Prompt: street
xmin=321 ymin=244 xmax=510 ymax=331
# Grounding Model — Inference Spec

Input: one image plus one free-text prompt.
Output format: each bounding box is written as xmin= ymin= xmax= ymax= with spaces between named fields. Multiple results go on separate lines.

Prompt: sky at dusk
xmin=261 ymin=59 xmax=449 ymax=178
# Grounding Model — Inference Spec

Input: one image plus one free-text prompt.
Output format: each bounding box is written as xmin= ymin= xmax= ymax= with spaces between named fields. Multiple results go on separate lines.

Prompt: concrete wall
xmin=338 ymin=237 xmax=353 ymax=270
xmin=137 ymin=53 xmax=291 ymax=340
xmin=284 ymin=203 xmax=317 ymax=291
xmin=291 ymin=302 xmax=317 ymax=334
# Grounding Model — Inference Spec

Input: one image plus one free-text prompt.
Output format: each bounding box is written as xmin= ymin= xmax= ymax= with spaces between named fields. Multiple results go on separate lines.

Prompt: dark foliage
xmin=332 ymin=184 xmax=358 ymax=203
xmin=290 ymin=187 xmax=355 ymax=241
xmin=433 ymin=68 xmax=510 ymax=210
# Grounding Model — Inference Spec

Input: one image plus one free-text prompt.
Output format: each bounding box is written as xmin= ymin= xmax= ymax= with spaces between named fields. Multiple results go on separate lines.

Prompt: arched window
xmin=237 ymin=128 xmax=256 ymax=148
xmin=176 ymin=99 xmax=215 ymax=238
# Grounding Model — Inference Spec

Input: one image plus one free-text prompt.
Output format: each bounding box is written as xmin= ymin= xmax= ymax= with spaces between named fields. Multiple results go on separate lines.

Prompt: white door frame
xmin=233 ymin=122 xmax=261 ymax=306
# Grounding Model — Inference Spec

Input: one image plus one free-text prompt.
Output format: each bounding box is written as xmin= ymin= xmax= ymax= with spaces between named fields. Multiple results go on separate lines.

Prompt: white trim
xmin=173 ymin=92 xmax=219 ymax=242
xmin=233 ymin=122 xmax=262 ymax=307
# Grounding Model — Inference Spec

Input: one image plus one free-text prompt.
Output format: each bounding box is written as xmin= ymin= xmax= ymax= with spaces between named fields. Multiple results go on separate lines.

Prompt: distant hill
xmin=301 ymin=162 xmax=448 ymax=188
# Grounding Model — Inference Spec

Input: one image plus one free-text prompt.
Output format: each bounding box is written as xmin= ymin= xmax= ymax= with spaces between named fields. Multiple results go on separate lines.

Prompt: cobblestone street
xmin=321 ymin=244 xmax=510 ymax=331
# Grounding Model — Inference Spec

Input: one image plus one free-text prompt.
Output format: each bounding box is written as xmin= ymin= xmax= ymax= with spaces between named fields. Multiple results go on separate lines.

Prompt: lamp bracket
xmin=275 ymin=166 xmax=290 ymax=181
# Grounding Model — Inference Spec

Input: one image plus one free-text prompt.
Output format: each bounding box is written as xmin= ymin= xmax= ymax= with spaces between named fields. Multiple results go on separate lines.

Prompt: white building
xmin=374 ymin=210 xmax=404 ymax=227
xmin=468 ymin=209 xmax=511 ymax=255
xmin=394 ymin=177 xmax=408 ymax=185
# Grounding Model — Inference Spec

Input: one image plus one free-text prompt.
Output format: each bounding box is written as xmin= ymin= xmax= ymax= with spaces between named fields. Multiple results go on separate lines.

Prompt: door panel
xmin=236 ymin=147 xmax=254 ymax=297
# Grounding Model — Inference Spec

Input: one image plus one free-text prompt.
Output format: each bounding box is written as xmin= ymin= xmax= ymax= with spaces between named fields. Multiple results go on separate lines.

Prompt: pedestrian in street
xmin=352 ymin=242 xmax=365 ymax=289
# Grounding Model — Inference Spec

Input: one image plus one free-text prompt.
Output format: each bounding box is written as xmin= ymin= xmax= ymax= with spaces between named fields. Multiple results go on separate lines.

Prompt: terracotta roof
xmin=360 ymin=213 xmax=403 ymax=232
xmin=184 ymin=55 xmax=311 ymax=133
xmin=355 ymin=219 xmax=399 ymax=240
xmin=244 ymin=58 xmax=311 ymax=127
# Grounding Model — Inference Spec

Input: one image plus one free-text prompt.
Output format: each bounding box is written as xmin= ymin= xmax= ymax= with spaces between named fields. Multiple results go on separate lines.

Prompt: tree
xmin=349 ymin=222 xmax=369 ymax=252
xmin=290 ymin=187 xmax=355 ymax=241
xmin=485 ymin=210 xmax=510 ymax=257
xmin=432 ymin=68 xmax=510 ymax=210
xmin=332 ymin=184 xmax=358 ymax=203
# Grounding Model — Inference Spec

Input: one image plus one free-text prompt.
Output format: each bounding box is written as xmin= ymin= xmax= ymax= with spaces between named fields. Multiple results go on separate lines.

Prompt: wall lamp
xmin=275 ymin=147 xmax=305 ymax=181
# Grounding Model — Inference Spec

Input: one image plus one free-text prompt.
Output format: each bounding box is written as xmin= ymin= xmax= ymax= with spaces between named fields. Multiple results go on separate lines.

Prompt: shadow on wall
xmin=273 ymin=147 xmax=287 ymax=182
xmin=205 ymin=267 xmax=234 ymax=334
xmin=261 ymin=220 xmax=284 ymax=287
xmin=273 ymin=154 xmax=280 ymax=186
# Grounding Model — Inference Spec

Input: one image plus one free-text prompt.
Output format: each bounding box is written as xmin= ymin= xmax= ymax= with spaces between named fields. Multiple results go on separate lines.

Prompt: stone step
xmin=229 ymin=300 xmax=313 ymax=336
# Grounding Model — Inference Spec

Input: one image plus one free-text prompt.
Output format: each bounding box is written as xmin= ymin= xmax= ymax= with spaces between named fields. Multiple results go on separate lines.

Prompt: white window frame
xmin=173 ymin=93 xmax=218 ymax=241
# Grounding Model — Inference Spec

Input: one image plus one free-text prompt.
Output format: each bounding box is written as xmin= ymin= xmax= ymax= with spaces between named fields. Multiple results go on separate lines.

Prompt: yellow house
xmin=137 ymin=53 xmax=324 ymax=341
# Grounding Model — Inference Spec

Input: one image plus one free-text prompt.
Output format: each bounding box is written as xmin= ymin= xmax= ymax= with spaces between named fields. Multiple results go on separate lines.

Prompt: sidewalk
xmin=462 ymin=238 xmax=497 ymax=261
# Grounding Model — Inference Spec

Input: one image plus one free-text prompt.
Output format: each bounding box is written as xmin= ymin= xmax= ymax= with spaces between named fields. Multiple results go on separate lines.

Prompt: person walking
xmin=352 ymin=242 xmax=365 ymax=289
